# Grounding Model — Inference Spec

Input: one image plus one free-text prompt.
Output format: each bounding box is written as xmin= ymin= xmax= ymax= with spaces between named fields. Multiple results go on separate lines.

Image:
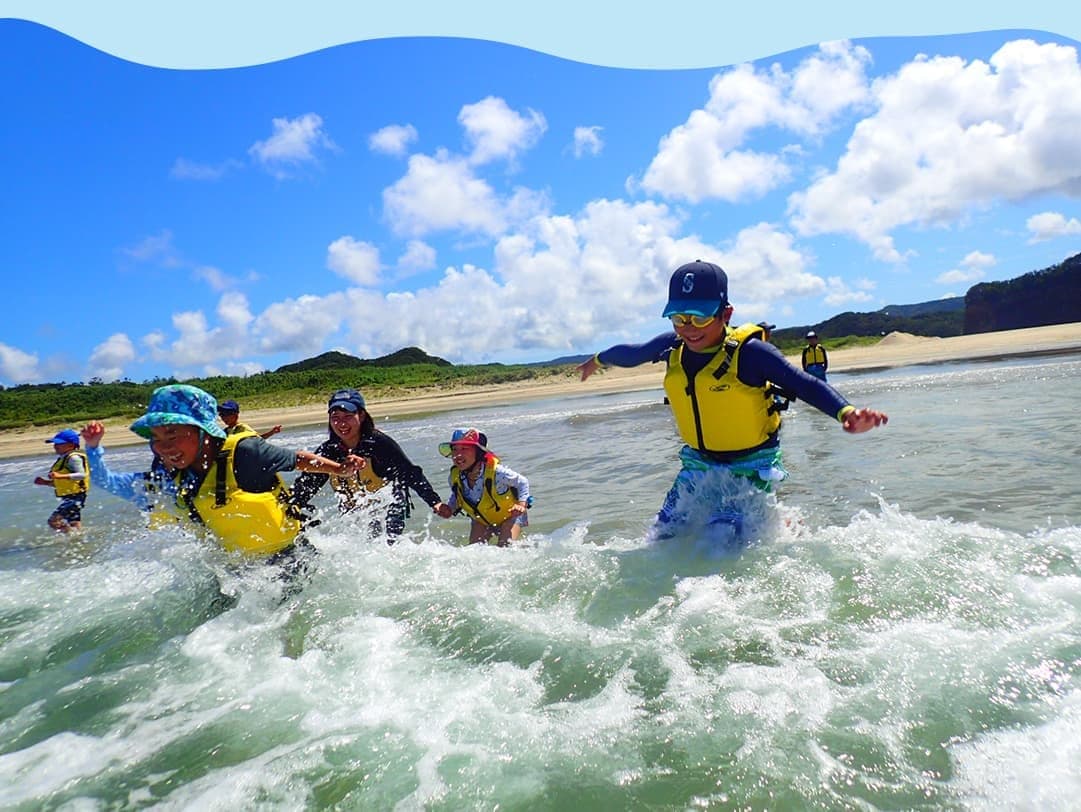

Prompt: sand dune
xmin=5 ymin=322 xmax=1081 ymax=461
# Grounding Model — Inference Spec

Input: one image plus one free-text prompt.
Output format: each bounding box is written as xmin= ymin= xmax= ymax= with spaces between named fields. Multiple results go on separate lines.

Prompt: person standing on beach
xmin=434 ymin=428 xmax=531 ymax=546
xmin=290 ymin=388 xmax=449 ymax=542
xmin=81 ymin=385 xmax=362 ymax=569
xmin=34 ymin=428 xmax=89 ymax=533
xmin=216 ymin=399 xmax=282 ymax=439
xmin=801 ymin=331 xmax=829 ymax=381
xmin=577 ymin=260 xmax=887 ymax=541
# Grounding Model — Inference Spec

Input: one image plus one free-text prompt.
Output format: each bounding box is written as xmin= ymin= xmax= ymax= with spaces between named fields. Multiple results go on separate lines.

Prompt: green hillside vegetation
xmin=769 ymin=308 xmax=965 ymax=354
xmin=0 ymin=347 xmax=572 ymax=431
xmin=965 ymin=252 xmax=1081 ymax=333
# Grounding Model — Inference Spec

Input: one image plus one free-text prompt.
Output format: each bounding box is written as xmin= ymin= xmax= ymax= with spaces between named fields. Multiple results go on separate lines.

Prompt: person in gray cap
xmin=578 ymin=260 xmax=887 ymax=544
xmin=801 ymin=331 xmax=828 ymax=380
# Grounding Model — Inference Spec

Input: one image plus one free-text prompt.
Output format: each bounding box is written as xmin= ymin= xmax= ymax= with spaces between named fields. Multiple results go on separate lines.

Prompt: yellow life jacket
xmin=450 ymin=453 xmax=518 ymax=527
xmin=161 ymin=430 xmax=301 ymax=556
xmin=51 ymin=450 xmax=89 ymax=497
xmin=663 ymin=322 xmax=782 ymax=455
xmin=328 ymin=456 xmax=386 ymax=498
xmin=803 ymin=345 xmax=827 ymax=366
xmin=225 ymin=421 xmax=254 ymax=436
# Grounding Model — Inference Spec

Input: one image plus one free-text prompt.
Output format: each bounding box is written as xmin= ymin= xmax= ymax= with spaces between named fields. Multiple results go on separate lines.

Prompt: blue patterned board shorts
xmin=51 ymin=494 xmax=87 ymax=523
xmin=652 ymin=446 xmax=787 ymax=545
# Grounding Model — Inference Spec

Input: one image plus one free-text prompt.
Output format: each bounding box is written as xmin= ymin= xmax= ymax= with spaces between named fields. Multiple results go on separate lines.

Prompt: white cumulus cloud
xmin=383 ymin=151 xmax=510 ymax=237
xmin=642 ymin=41 xmax=872 ymax=203
xmin=458 ymin=96 xmax=547 ymax=165
xmin=249 ymin=113 xmax=336 ymax=178
xmin=327 ymin=237 xmax=382 ymax=286
xmin=369 ymin=124 xmax=418 ymax=156
xmin=936 ymin=250 xmax=997 ymax=284
xmin=0 ymin=343 xmax=41 ymax=386
xmin=1027 ymin=211 xmax=1081 ymax=243
xmin=397 ymin=240 xmax=437 ymax=274
xmin=789 ymin=39 xmax=1081 ymax=262
xmin=88 ymin=333 xmax=136 ymax=382
xmin=573 ymin=126 xmax=604 ymax=157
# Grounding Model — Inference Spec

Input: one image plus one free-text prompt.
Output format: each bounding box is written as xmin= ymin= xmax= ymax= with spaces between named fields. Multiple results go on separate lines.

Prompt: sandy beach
xmin=6 ymin=322 xmax=1081 ymax=461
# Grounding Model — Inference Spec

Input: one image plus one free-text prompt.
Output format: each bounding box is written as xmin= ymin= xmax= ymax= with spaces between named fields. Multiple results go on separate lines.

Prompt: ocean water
xmin=1 ymin=356 xmax=1079 ymax=810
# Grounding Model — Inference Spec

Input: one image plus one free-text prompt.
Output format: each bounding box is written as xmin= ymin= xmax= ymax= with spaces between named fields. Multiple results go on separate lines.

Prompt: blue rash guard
xmin=597 ymin=330 xmax=851 ymax=435
xmin=596 ymin=330 xmax=853 ymax=543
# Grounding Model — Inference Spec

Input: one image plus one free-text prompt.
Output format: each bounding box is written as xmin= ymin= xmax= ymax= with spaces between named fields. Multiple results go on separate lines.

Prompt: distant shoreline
xmin=4 ymin=322 xmax=1081 ymax=461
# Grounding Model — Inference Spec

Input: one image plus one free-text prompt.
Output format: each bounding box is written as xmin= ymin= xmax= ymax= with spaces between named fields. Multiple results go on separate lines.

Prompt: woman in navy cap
xmin=290 ymin=388 xmax=449 ymax=542
xmin=578 ymin=260 xmax=887 ymax=543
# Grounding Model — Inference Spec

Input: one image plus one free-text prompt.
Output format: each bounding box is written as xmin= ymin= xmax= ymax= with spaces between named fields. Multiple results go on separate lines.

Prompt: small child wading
xmin=435 ymin=428 xmax=531 ymax=546
xmin=35 ymin=429 xmax=89 ymax=533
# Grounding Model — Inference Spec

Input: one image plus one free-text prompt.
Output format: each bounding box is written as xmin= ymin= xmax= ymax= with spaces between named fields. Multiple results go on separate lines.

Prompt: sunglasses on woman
xmin=669 ymin=312 xmax=717 ymax=329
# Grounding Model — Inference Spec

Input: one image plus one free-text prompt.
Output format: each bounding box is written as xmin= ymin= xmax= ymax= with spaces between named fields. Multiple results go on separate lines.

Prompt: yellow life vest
xmin=450 ymin=453 xmax=518 ymax=527
xmin=663 ymin=322 xmax=782 ymax=455
xmin=51 ymin=450 xmax=89 ymax=497
xmin=328 ymin=456 xmax=386 ymax=498
xmin=803 ymin=345 xmax=827 ymax=366
xmin=225 ymin=421 xmax=255 ymax=436
xmin=162 ymin=430 xmax=301 ymax=556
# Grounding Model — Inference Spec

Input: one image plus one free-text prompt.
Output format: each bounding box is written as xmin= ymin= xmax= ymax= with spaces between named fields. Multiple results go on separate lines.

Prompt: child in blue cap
xmin=34 ymin=428 xmax=89 ymax=533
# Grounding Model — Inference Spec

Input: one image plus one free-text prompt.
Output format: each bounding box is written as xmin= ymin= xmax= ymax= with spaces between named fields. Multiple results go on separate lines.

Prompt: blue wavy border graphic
xmin=2 ymin=0 xmax=1078 ymax=69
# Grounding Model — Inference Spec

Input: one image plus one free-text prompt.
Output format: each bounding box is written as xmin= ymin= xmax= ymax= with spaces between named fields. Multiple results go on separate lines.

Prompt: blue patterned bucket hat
xmin=130 ymin=384 xmax=227 ymax=440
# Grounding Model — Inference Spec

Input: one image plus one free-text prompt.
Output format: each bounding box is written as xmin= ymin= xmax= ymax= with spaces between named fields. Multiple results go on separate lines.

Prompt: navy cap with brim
xmin=662 ymin=260 xmax=729 ymax=318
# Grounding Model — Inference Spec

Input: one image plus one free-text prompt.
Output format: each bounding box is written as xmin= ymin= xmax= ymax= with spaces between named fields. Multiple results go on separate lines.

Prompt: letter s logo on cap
xmin=682 ymin=273 xmax=695 ymax=293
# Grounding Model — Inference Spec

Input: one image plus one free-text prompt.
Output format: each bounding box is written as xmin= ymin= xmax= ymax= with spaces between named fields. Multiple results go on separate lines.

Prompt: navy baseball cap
xmin=328 ymin=388 xmax=366 ymax=413
xmin=46 ymin=429 xmax=80 ymax=446
xmin=217 ymin=399 xmax=240 ymax=413
xmin=662 ymin=260 xmax=729 ymax=318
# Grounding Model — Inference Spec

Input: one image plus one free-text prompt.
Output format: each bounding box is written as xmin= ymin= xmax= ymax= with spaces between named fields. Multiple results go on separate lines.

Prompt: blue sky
xmin=2 ymin=12 xmax=1080 ymax=386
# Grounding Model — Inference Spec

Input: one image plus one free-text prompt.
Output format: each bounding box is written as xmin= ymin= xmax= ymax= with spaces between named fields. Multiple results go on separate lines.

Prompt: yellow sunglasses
xmin=669 ymin=312 xmax=717 ymax=329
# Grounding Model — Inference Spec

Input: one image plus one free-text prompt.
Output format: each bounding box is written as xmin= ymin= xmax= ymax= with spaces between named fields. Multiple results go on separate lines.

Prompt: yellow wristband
xmin=593 ymin=352 xmax=606 ymax=369
xmin=837 ymin=405 xmax=855 ymax=423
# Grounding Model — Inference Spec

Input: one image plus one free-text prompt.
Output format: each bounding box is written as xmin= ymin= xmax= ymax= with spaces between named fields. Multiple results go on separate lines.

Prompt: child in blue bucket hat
xmin=81 ymin=384 xmax=362 ymax=566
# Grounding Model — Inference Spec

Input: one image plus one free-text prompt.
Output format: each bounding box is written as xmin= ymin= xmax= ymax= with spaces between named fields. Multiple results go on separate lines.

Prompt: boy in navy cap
xmin=578 ymin=260 xmax=888 ymax=545
xmin=34 ymin=428 xmax=89 ymax=532
xmin=216 ymin=399 xmax=282 ymax=439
